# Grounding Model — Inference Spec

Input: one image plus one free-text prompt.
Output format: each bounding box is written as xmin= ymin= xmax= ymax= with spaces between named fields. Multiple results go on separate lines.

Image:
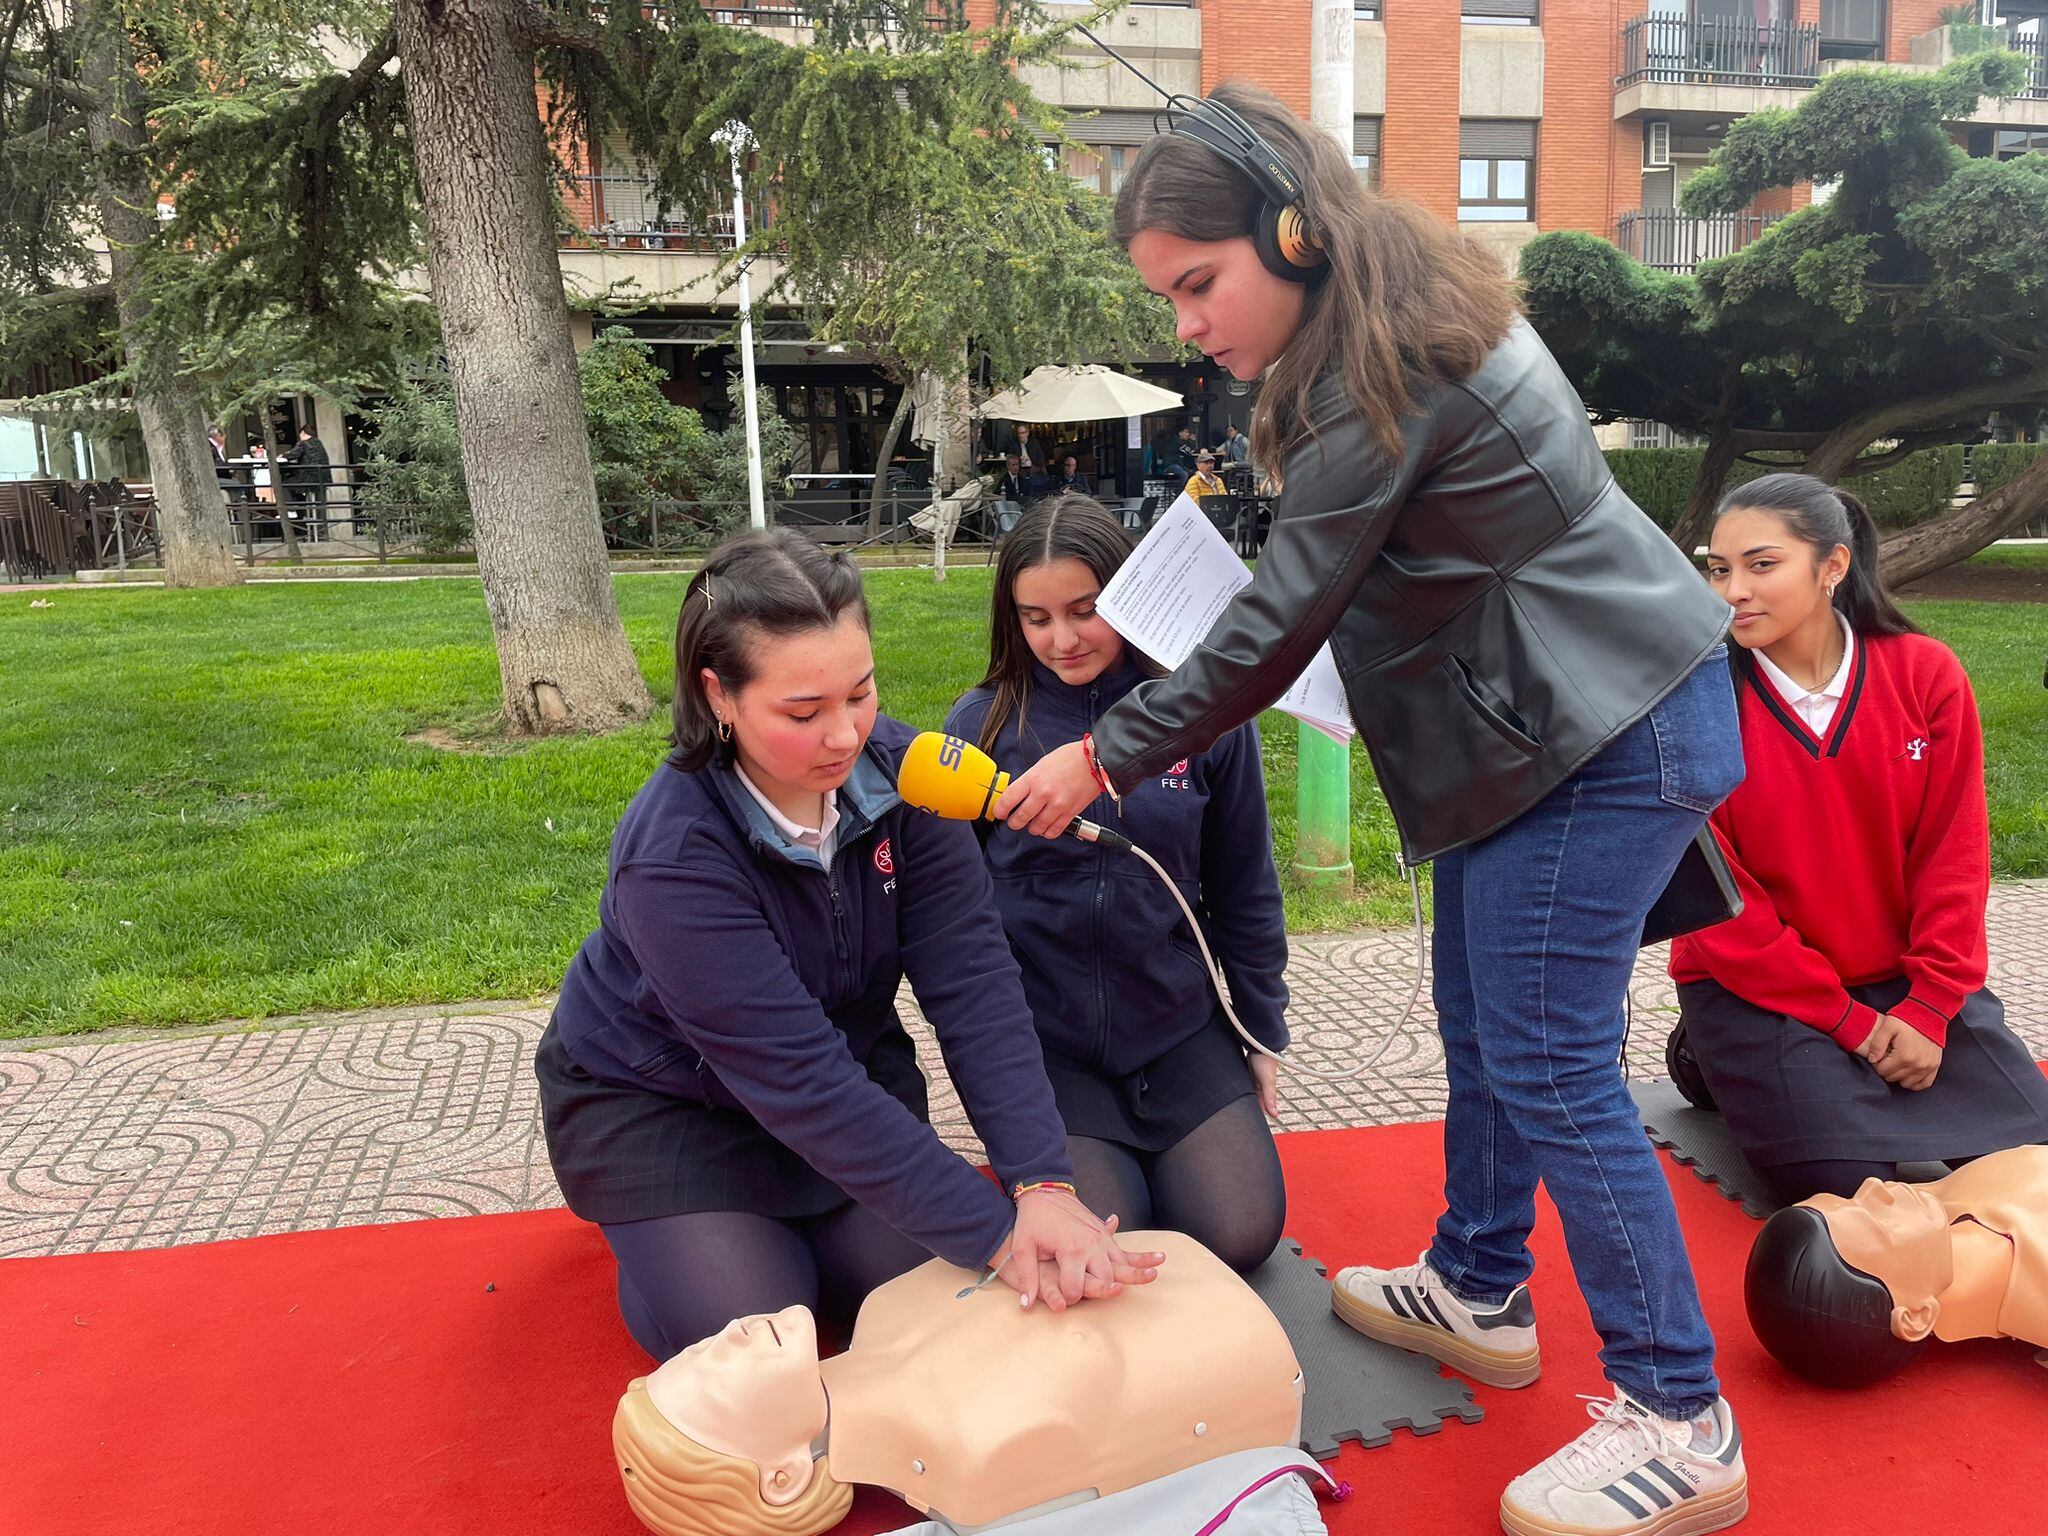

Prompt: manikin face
xmin=1706 ymin=508 xmax=1850 ymax=653
xmin=703 ymin=613 xmax=877 ymax=813
xmin=648 ymin=1306 xmax=826 ymax=1504
xmin=1809 ymin=1179 xmax=1955 ymax=1338
xmin=1015 ymin=557 xmax=1124 ymax=689
xmin=1128 ymin=227 xmax=1309 ymax=381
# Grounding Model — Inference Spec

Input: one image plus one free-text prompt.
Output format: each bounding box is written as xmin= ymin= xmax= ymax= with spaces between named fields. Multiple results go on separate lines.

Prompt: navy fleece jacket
xmin=551 ymin=714 xmax=1074 ymax=1269
xmin=947 ymin=656 xmax=1289 ymax=1075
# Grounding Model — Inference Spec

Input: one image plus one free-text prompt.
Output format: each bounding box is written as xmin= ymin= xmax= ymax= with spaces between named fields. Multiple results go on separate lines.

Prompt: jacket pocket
xmin=1444 ymin=654 xmax=1542 ymax=754
xmin=1648 ymin=649 xmax=1743 ymax=813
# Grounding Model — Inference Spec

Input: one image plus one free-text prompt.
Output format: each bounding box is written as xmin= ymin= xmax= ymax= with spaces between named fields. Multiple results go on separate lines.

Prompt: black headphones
xmin=1161 ymin=95 xmax=1328 ymax=283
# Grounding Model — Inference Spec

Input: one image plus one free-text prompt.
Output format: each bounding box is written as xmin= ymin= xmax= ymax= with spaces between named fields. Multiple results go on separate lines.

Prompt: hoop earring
xmin=716 ymin=717 xmax=733 ymax=743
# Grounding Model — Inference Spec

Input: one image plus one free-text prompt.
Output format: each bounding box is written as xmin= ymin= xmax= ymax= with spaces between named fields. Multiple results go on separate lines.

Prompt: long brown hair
xmin=1113 ymin=80 xmax=1517 ymax=469
xmin=670 ymin=528 xmax=870 ymax=770
xmin=975 ymin=494 xmax=1162 ymax=755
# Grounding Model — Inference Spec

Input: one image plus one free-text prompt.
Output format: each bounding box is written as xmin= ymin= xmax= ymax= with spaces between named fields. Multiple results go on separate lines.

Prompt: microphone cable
xmin=1117 ymin=835 xmax=1427 ymax=1084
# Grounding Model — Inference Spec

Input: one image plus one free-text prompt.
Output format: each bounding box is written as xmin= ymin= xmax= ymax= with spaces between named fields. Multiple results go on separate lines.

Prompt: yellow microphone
xmin=898 ymin=731 xmax=1010 ymax=821
xmin=897 ymin=731 xmax=1131 ymax=852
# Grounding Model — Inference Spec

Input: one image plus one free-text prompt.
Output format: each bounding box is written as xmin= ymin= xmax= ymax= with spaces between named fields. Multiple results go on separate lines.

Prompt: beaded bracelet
xmin=1012 ymin=1179 xmax=1079 ymax=1202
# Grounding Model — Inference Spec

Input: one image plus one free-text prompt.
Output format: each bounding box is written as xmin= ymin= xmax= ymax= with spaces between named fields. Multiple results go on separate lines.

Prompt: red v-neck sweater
xmin=1669 ymin=632 xmax=1989 ymax=1051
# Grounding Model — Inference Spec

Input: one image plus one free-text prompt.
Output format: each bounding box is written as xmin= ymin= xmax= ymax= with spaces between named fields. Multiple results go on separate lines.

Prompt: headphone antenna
xmin=1071 ymin=23 xmax=1195 ymax=122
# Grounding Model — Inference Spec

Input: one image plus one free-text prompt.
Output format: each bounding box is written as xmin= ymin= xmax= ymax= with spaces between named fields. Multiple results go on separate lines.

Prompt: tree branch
xmin=314 ymin=23 xmax=398 ymax=139
xmin=511 ymin=0 xmax=607 ymax=51
xmin=1 ymin=60 xmax=101 ymax=114
xmin=16 ymin=281 xmax=114 ymax=308
xmin=1805 ymin=370 xmax=2048 ymax=482
xmin=6 ymin=107 xmax=83 ymax=151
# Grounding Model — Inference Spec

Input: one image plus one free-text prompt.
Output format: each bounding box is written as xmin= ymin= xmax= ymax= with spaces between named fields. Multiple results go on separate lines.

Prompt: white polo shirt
xmin=1753 ymin=610 xmax=1856 ymax=736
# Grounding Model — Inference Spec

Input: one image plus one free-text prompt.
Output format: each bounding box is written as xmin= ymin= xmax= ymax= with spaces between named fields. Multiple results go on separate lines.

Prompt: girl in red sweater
xmin=1672 ymin=473 xmax=2048 ymax=1203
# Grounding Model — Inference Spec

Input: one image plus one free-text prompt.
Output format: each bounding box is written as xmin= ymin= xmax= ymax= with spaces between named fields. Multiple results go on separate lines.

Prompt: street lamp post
xmin=714 ymin=121 xmax=768 ymax=530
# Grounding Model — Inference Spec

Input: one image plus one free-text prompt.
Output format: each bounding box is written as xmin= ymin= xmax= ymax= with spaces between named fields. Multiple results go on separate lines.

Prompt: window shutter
xmin=1458 ymin=119 xmax=1537 ymax=158
xmin=1352 ymin=117 xmax=1382 ymax=157
xmin=1062 ymin=109 xmax=1166 ymax=147
xmin=1462 ymin=0 xmax=1538 ymax=17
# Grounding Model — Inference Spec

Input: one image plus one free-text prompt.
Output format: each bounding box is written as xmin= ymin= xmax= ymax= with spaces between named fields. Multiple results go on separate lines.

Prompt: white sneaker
xmin=1329 ymin=1251 xmax=1541 ymax=1388
xmin=1499 ymin=1391 xmax=1748 ymax=1536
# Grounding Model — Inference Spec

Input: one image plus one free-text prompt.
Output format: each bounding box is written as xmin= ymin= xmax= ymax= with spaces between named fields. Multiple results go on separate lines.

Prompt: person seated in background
xmin=996 ymin=454 xmax=1029 ymax=503
xmin=1220 ymin=422 xmax=1251 ymax=468
xmin=1184 ymin=453 xmax=1227 ymax=503
xmin=1669 ymin=473 xmax=2048 ymax=1205
xmin=1051 ymin=454 xmax=1092 ymax=496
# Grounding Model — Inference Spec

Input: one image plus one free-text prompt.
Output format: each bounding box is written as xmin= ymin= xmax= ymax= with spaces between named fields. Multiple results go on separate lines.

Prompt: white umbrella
xmin=977 ymin=364 xmax=1184 ymax=424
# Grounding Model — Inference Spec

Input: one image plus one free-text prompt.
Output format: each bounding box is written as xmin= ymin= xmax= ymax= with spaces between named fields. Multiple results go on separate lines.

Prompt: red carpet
xmin=6 ymin=1122 xmax=2042 ymax=1536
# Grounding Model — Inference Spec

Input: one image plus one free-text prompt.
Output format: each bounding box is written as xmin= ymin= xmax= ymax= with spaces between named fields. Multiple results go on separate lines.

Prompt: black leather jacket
xmin=1091 ymin=318 xmax=1732 ymax=866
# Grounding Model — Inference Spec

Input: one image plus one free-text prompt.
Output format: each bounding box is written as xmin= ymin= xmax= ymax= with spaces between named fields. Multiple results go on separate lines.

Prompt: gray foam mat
xmin=1630 ymin=1079 xmax=1949 ymax=1220
xmin=1246 ymin=1239 xmax=1484 ymax=1460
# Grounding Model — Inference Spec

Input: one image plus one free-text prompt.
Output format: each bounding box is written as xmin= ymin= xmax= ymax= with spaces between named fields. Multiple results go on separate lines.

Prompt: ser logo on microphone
xmin=937 ymin=736 xmax=965 ymax=770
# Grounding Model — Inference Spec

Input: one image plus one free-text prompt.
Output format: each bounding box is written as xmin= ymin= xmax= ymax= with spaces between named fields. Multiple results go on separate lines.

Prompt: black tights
xmin=599 ymin=1201 xmax=933 ymax=1359
xmin=1063 ymin=1094 xmax=1287 ymax=1275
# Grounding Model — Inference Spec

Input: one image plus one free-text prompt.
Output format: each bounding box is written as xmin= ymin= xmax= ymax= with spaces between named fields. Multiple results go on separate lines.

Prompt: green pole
xmin=1293 ymin=721 xmax=1353 ymax=892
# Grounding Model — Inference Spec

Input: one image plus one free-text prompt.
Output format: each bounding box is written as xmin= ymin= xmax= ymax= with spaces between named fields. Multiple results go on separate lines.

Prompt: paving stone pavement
xmin=5 ymin=882 xmax=2045 ymax=1260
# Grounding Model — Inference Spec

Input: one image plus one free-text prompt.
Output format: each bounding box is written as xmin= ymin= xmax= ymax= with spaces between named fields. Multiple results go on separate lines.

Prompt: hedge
xmin=1603 ymin=446 xmax=1967 ymax=531
xmin=1970 ymin=442 xmax=2045 ymax=496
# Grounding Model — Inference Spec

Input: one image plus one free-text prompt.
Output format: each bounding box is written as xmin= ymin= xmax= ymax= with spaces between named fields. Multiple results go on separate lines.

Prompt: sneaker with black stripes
xmin=1329 ymin=1251 xmax=1541 ymax=1388
xmin=1499 ymin=1390 xmax=1748 ymax=1536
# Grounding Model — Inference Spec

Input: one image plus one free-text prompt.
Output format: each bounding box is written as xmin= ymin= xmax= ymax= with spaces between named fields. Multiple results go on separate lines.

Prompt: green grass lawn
xmin=3 ymin=572 xmax=2043 ymax=1038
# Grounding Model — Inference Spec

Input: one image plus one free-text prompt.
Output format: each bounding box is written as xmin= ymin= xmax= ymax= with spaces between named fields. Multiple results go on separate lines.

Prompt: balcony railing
xmin=1618 ymin=17 xmax=1822 ymax=89
xmin=697 ymin=1 xmax=964 ymax=26
xmin=1615 ymin=209 xmax=1784 ymax=272
xmin=2014 ymin=33 xmax=2048 ymax=99
xmin=561 ymin=174 xmax=769 ymax=253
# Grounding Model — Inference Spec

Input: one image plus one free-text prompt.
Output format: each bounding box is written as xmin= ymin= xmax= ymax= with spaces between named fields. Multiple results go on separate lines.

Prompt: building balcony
xmin=556 ymin=174 xmax=781 ymax=303
xmin=1615 ymin=208 xmax=1783 ymax=274
xmin=1904 ymin=25 xmax=2048 ymax=125
xmin=1614 ymin=16 xmax=1820 ymax=123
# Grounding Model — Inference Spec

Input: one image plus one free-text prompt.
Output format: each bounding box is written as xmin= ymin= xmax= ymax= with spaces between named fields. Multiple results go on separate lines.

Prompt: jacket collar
xmin=694 ymin=737 xmax=900 ymax=870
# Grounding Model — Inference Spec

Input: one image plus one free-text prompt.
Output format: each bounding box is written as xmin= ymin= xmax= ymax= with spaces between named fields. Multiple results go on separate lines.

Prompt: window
xmin=1056 ymin=111 xmax=1161 ymax=196
xmin=1352 ymin=117 xmax=1382 ymax=189
xmin=1457 ymin=120 xmax=1536 ymax=222
xmin=1978 ymin=127 xmax=2048 ymax=161
xmin=1064 ymin=143 xmax=1141 ymax=198
xmin=1354 ymin=3 xmax=1380 ymax=18
xmin=1463 ymin=0 xmax=1537 ymax=22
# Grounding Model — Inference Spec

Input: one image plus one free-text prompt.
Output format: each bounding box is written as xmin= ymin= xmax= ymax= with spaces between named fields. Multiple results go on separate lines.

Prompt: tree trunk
xmin=1669 ymin=426 xmax=1738 ymax=560
xmin=393 ymin=0 xmax=651 ymax=734
xmin=79 ymin=4 xmax=241 ymax=588
xmin=866 ymin=381 xmax=913 ymax=536
xmin=1879 ymin=451 xmax=2048 ymax=588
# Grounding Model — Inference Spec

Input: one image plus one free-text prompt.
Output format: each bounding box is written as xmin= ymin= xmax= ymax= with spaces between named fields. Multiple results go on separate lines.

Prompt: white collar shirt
xmin=733 ymin=761 xmax=841 ymax=868
xmin=1754 ymin=610 xmax=1855 ymax=736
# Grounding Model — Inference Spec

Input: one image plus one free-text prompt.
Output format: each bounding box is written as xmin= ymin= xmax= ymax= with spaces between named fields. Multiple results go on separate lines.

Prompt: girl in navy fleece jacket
xmin=947 ymin=496 xmax=1291 ymax=1273
xmin=537 ymin=529 xmax=1160 ymax=1357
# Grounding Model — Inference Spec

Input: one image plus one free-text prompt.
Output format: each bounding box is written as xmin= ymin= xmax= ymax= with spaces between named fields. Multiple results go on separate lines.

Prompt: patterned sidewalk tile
xmin=4 ymin=882 xmax=2044 ymax=1259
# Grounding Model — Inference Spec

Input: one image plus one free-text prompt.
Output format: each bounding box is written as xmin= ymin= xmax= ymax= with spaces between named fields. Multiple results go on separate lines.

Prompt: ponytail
xmin=1711 ymin=472 xmax=1920 ymax=645
xmin=1829 ymin=489 xmax=1919 ymax=639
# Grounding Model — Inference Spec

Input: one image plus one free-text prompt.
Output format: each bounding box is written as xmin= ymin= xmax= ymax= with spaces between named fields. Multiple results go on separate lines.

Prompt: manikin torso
xmin=641 ymin=1231 xmax=1304 ymax=1531
xmin=1922 ymin=1145 xmax=2048 ymax=1346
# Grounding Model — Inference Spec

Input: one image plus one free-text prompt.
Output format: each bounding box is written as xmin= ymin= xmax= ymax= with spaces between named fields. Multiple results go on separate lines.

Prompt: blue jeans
xmin=1425 ymin=651 xmax=1743 ymax=1420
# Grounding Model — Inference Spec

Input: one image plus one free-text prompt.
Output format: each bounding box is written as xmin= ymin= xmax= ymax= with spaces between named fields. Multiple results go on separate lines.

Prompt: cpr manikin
xmin=612 ymin=1231 xmax=1307 ymax=1535
xmin=1745 ymin=1144 xmax=2048 ymax=1386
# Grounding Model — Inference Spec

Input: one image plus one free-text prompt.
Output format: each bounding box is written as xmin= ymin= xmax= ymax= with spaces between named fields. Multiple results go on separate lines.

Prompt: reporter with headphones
xmin=996 ymin=82 xmax=1752 ymax=1536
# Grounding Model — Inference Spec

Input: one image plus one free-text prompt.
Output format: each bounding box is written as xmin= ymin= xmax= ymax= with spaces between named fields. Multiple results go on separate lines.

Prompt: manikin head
xmin=1745 ymin=1177 xmax=1955 ymax=1387
xmin=614 ymin=1307 xmax=850 ymax=1536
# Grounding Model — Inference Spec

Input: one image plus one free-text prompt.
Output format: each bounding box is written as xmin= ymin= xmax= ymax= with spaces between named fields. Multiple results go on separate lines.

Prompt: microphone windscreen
xmin=898 ymin=731 xmax=1010 ymax=821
